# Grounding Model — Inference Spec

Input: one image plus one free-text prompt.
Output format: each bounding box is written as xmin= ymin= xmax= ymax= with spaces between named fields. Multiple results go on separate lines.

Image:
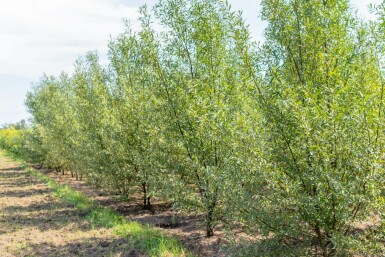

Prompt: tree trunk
xmin=206 ymin=207 xmax=214 ymax=237
xmin=206 ymin=200 xmax=216 ymax=237
xmin=315 ymin=224 xmax=331 ymax=257
xmin=142 ymin=182 xmax=151 ymax=210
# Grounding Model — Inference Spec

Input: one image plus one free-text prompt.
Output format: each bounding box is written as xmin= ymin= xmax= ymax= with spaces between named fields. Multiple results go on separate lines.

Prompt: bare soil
xmin=38 ymin=168 xmax=230 ymax=257
xmin=0 ymin=153 xmax=230 ymax=256
xmin=0 ymin=154 xmax=146 ymax=257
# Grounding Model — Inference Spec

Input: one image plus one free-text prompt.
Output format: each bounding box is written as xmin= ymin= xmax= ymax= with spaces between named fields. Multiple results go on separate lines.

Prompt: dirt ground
xmin=0 ymin=153 xmax=230 ymax=256
xmin=0 ymin=154 xmax=146 ymax=257
xmin=38 ymin=168 xmax=230 ymax=257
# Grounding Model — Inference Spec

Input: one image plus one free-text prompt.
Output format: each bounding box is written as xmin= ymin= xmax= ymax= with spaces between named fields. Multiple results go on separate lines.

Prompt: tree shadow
xmin=226 ymin=236 xmax=310 ymax=257
xmin=1 ymin=205 xmax=94 ymax=233
xmin=0 ymin=163 xmax=149 ymax=257
xmin=0 ymin=180 xmax=36 ymax=188
xmin=21 ymin=237 xmax=147 ymax=257
xmin=0 ymin=166 xmax=24 ymax=172
xmin=0 ymin=188 xmax=50 ymax=198
xmin=0 ymin=169 xmax=26 ymax=178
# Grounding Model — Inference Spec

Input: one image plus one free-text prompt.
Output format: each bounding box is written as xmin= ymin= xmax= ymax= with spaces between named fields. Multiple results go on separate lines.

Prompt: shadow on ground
xmin=26 ymin=237 xmax=146 ymax=257
xmin=0 ymin=156 xmax=146 ymax=257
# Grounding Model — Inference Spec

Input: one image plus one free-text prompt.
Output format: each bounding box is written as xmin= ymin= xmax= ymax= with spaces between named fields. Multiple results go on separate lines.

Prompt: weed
xmin=114 ymin=222 xmax=191 ymax=257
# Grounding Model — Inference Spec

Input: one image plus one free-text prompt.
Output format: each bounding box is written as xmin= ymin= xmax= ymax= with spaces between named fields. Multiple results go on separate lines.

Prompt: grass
xmin=114 ymin=222 xmax=189 ymax=257
xmin=27 ymin=168 xmax=192 ymax=257
xmin=0 ymin=149 xmax=192 ymax=257
xmin=0 ymin=148 xmax=25 ymax=164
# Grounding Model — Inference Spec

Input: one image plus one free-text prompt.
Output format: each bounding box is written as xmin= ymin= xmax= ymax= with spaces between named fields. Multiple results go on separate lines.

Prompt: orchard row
xmin=2 ymin=0 xmax=385 ymax=256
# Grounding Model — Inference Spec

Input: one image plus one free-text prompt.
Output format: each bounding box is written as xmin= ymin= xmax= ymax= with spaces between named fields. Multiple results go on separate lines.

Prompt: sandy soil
xmin=0 ymin=154 xmax=145 ymax=257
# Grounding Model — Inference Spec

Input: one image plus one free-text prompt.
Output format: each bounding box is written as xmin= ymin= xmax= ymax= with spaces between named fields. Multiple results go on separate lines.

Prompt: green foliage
xmin=4 ymin=0 xmax=385 ymax=255
xmin=0 ymin=127 xmax=24 ymax=156
xmin=87 ymin=208 xmax=123 ymax=228
xmin=225 ymin=0 xmax=385 ymax=256
xmin=114 ymin=222 xmax=192 ymax=257
xmin=150 ymin=0 xmax=255 ymax=237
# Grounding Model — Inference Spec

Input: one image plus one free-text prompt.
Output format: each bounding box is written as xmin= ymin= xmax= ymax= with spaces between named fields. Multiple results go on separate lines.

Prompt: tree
xmin=25 ymin=74 xmax=75 ymax=173
xmin=152 ymin=0 xmax=252 ymax=236
xmin=108 ymin=6 xmax=162 ymax=208
xmin=229 ymin=0 xmax=385 ymax=255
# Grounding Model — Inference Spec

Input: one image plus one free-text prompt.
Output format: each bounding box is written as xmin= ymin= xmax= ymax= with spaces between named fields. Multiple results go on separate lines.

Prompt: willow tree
xmin=69 ymin=52 xmax=128 ymax=190
xmin=151 ymin=0 xmax=252 ymax=236
xmin=25 ymin=73 xmax=75 ymax=173
xmin=107 ymin=6 xmax=162 ymax=208
xmin=228 ymin=0 xmax=385 ymax=255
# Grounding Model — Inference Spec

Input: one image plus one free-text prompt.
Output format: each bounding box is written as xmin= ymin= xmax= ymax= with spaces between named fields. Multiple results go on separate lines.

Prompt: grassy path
xmin=0 ymin=152 xmax=189 ymax=257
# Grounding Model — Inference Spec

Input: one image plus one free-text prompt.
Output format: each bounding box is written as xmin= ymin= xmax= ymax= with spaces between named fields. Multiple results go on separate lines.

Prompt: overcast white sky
xmin=0 ymin=0 xmax=382 ymax=125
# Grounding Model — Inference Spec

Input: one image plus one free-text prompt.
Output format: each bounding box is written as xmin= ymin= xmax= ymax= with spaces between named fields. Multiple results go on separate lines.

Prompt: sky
xmin=0 ymin=0 xmax=382 ymax=125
